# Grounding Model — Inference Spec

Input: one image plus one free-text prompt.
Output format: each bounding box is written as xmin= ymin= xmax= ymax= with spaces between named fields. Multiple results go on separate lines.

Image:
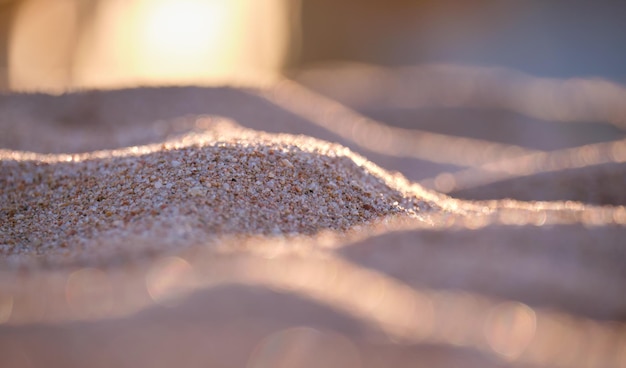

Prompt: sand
xmin=1 ymin=119 xmax=436 ymax=266
xmin=1 ymin=85 xmax=626 ymax=368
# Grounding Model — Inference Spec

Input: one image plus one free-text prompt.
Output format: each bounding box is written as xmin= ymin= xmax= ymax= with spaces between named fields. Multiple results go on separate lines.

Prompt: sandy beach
xmin=1 ymin=83 xmax=626 ymax=368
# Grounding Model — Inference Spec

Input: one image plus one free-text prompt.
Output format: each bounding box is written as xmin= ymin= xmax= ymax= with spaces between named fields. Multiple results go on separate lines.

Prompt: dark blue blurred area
xmin=299 ymin=0 xmax=626 ymax=81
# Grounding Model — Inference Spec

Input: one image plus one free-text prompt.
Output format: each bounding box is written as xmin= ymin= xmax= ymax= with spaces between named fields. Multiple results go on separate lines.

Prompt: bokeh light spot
xmin=484 ymin=302 xmax=537 ymax=360
xmin=145 ymin=256 xmax=194 ymax=306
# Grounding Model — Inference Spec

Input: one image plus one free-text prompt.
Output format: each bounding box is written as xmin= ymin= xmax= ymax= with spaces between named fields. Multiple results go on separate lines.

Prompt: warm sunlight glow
xmin=9 ymin=0 xmax=78 ymax=92
xmin=136 ymin=0 xmax=236 ymax=82
xmin=144 ymin=0 xmax=224 ymax=52
xmin=7 ymin=0 xmax=294 ymax=90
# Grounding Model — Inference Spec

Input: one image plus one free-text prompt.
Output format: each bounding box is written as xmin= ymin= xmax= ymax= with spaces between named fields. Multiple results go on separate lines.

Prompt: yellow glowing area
xmin=7 ymin=0 xmax=293 ymax=90
xmin=143 ymin=0 xmax=223 ymax=48
xmin=135 ymin=0 xmax=237 ymax=82
xmin=66 ymin=0 xmax=288 ymax=88
xmin=9 ymin=0 xmax=78 ymax=92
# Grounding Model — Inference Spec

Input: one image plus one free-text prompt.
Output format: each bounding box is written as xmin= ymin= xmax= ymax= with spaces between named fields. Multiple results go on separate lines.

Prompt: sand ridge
xmin=0 ymin=118 xmax=439 ymax=266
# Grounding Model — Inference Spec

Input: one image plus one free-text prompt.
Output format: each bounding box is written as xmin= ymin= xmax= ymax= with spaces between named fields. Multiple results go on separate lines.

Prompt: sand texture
xmin=1 ymin=79 xmax=626 ymax=368
xmin=1 ymin=120 xmax=435 ymax=266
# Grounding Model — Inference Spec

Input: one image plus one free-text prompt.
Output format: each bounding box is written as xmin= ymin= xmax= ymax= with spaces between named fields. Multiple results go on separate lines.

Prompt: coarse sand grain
xmin=0 ymin=119 xmax=438 ymax=266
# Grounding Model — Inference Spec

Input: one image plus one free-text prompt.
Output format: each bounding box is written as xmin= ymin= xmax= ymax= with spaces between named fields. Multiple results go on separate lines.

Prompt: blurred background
xmin=0 ymin=0 xmax=299 ymax=90
xmin=1 ymin=0 xmax=626 ymax=91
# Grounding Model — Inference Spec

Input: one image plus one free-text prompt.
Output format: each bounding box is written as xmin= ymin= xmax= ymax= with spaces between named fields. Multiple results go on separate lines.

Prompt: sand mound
xmin=0 ymin=120 xmax=436 ymax=266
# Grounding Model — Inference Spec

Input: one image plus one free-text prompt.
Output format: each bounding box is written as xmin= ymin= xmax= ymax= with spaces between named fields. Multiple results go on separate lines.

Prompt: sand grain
xmin=0 ymin=120 xmax=436 ymax=266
